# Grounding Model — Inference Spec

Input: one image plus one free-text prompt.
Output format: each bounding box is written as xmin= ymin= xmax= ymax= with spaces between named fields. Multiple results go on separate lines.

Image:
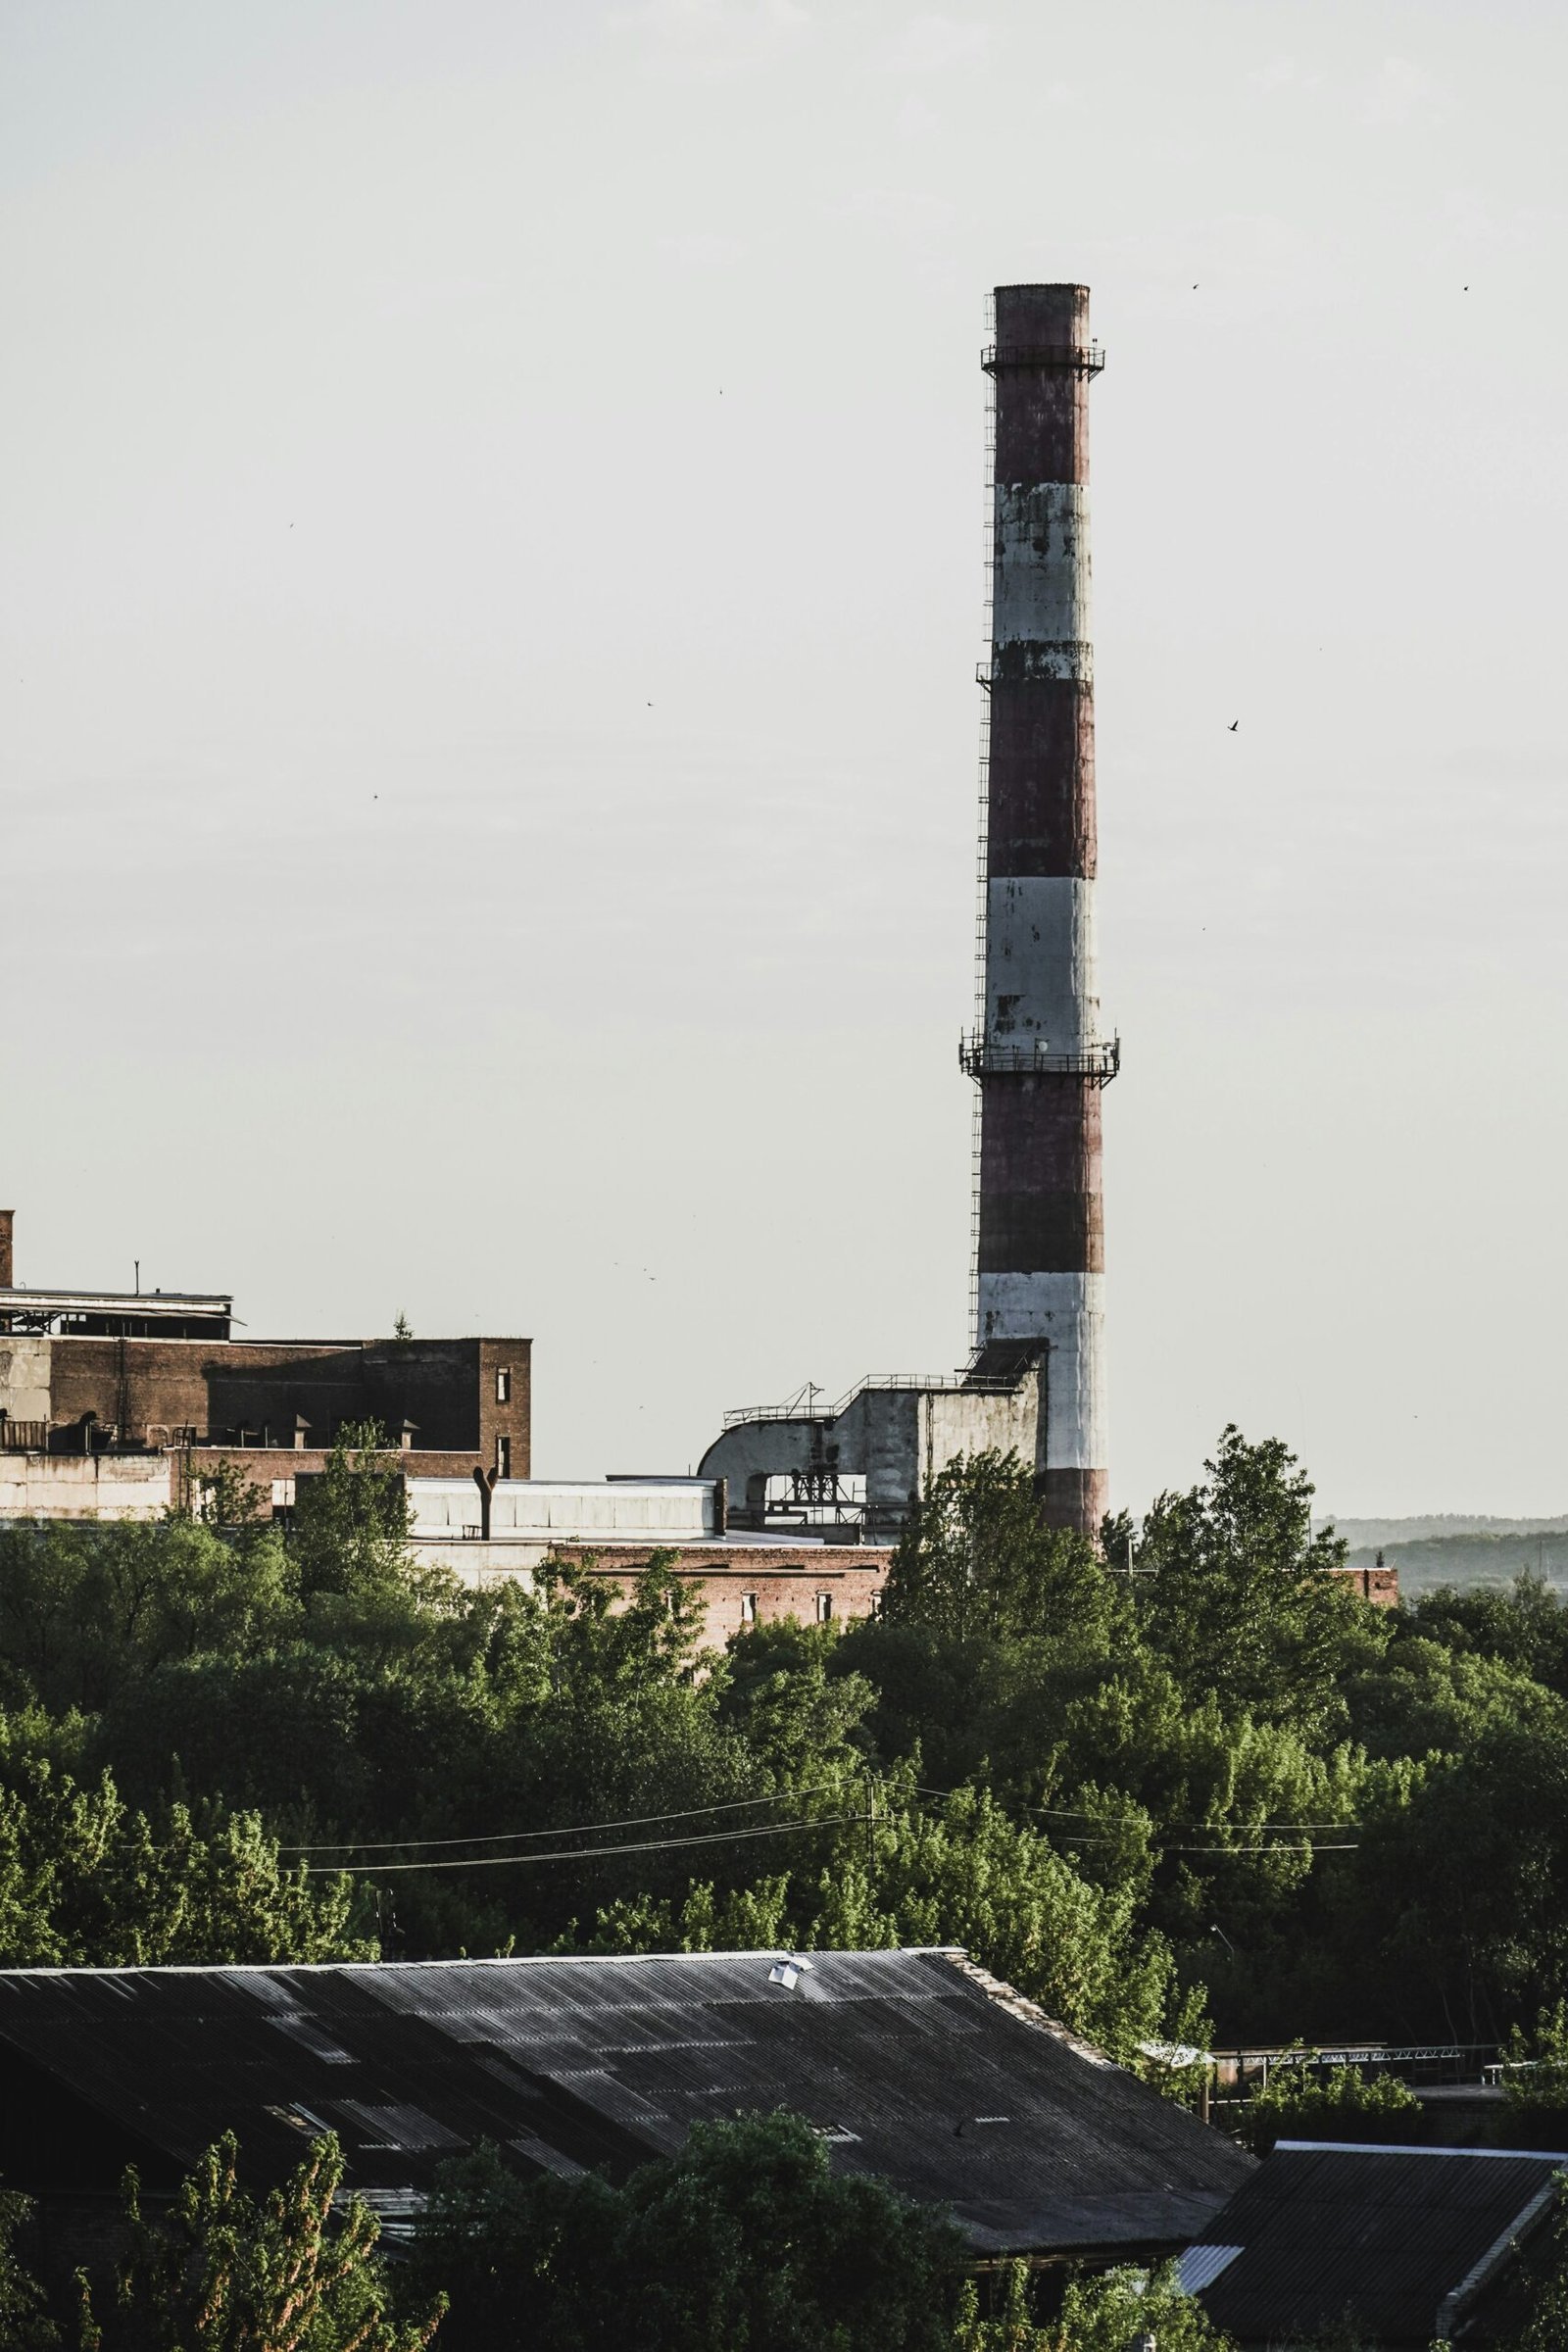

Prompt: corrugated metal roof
xmin=0 ymin=1949 xmax=1250 ymax=2255
xmin=1191 ymin=2142 xmax=1568 ymax=2345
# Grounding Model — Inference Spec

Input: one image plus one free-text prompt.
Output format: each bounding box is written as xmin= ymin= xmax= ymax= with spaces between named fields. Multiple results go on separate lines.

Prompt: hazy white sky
xmin=4 ymin=0 xmax=1565 ymax=1517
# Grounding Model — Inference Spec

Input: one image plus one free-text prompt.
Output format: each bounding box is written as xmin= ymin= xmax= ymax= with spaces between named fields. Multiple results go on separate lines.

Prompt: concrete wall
xmin=408 ymin=1477 xmax=719 ymax=1543
xmin=0 ymin=1337 xmax=52 ymax=1425
xmin=0 ymin=1452 xmax=172 ymax=1522
xmin=698 ymin=1371 xmax=1045 ymax=1539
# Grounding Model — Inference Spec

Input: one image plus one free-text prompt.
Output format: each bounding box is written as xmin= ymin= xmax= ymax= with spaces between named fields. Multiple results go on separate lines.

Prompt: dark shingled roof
xmin=0 ymin=1947 xmax=1250 ymax=2255
xmin=1186 ymin=2140 xmax=1568 ymax=2346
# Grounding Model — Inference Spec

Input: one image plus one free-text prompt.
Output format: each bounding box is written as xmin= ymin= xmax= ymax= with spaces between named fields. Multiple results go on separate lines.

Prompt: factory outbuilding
xmin=699 ymin=1364 xmax=1046 ymax=1546
xmin=1181 ymin=2140 xmax=1568 ymax=2346
xmin=0 ymin=1948 xmax=1250 ymax=2289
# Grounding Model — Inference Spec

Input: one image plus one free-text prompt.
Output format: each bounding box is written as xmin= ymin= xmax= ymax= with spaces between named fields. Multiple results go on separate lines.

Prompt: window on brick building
xmin=814 ymin=1592 xmax=832 ymax=1624
xmin=496 ymin=1368 xmax=512 ymax=1404
xmin=740 ymin=1592 xmax=758 ymax=1626
xmin=496 ymin=1436 xmax=511 ymax=1479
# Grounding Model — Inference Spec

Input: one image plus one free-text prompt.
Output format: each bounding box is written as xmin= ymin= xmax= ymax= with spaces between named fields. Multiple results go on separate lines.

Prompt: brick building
xmin=0 ymin=1208 xmax=529 ymax=1485
xmin=399 ymin=1475 xmax=892 ymax=1633
xmin=0 ymin=1209 xmax=891 ymax=1639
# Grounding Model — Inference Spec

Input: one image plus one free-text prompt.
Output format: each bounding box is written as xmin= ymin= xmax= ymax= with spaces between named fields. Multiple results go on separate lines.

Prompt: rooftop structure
xmin=0 ymin=1948 xmax=1250 ymax=2261
xmin=401 ymin=1472 xmax=891 ymax=1633
xmin=699 ymin=1365 xmax=1043 ymax=1544
xmin=0 ymin=1287 xmax=234 ymax=1339
xmin=1184 ymin=2140 xmax=1568 ymax=2346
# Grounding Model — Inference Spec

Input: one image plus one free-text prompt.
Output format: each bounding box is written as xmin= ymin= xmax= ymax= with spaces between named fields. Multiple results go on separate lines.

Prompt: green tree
xmin=715 ymin=1620 xmax=876 ymax=1787
xmin=1236 ymin=2063 xmax=1423 ymax=2154
xmin=290 ymin=1424 xmax=456 ymax=1641
xmin=0 ymin=2182 xmax=58 ymax=2350
xmin=1053 ymin=2262 xmax=1234 ymax=2351
xmin=881 ymin=1451 xmax=1121 ymax=1651
xmin=1135 ymin=1428 xmax=1383 ymax=1736
xmin=571 ymin=1780 xmax=1202 ymax=2061
xmin=0 ymin=1761 xmax=365 ymax=1969
xmin=0 ymin=1518 xmax=296 ymax=1717
xmin=1410 ymin=1574 xmax=1568 ymax=1702
xmin=953 ymin=2259 xmax=1236 ymax=2352
xmin=407 ymin=2111 xmax=960 ymax=2352
xmin=1494 ymin=2002 xmax=1568 ymax=2146
xmin=1512 ymin=2178 xmax=1568 ymax=2352
xmin=952 ymin=2261 xmax=1056 ymax=2351
xmin=79 ymin=2132 xmax=442 ymax=2352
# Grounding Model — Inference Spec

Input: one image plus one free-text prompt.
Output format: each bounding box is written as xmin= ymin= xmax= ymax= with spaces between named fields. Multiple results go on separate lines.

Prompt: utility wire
xmin=308 ymin=1812 xmax=861 ymax=1877
xmin=295 ymin=1784 xmax=1361 ymax=1880
xmin=912 ymin=1786 xmax=1359 ymax=1836
xmin=281 ymin=1787 xmax=838 ymax=1857
xmin=1043 ymin=1831 xmax=1358 ymax=1853
xmin=1168 ymin=1842 xmax=1359 ymax=1854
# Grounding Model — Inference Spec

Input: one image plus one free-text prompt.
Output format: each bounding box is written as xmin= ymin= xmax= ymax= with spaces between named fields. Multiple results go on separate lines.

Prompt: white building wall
xmin=0 ymin=1451 xmax=173 ymax=1523
xmin=0 ymin=1338 xmax=52 ymax=1425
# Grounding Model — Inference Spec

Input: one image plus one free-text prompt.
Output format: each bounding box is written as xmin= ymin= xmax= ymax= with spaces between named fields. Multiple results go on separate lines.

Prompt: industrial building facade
xmin=0 ymin=1210 xmax=529 ymax=1479
xmin=0 ymin=1210 xmax=895 ymax=1635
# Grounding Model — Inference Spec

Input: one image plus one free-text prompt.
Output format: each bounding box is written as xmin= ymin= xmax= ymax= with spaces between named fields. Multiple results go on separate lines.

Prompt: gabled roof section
xmin=0 ymin=1948 xmax=1250 ymax=2255
xmin=1187 ymin=2140 xmax=1568 ymax=2346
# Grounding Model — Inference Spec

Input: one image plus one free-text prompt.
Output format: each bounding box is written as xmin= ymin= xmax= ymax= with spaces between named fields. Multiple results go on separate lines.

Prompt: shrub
xmin=1237 ymin=2062 xmax=1423 ymax=2154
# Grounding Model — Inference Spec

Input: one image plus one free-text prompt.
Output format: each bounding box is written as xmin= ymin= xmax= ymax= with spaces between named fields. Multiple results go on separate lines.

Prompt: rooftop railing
xmin=722 ymin=1370 xmax=1025 ymax=1433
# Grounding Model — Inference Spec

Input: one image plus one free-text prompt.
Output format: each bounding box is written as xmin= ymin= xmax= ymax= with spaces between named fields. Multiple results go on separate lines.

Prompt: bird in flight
xmin=1228 ymin=720 xmax=1239 ymax=732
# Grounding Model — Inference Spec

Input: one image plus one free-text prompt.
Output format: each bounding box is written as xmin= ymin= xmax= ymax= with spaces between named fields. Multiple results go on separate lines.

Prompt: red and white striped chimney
xmin=964 ymin=284 xmax=1114 ymax=1537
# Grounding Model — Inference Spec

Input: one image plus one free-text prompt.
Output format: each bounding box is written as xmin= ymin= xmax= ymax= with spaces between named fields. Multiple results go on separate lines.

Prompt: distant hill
xmin=1312 ymin=1518 xmax=1568 ymax=1597
xmin=1321 ymin=1515 xmax=1568 ymax=1547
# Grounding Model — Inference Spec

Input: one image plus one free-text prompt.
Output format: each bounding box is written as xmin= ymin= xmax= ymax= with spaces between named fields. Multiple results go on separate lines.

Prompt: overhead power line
xmin=292 ymin=1782 xmax=1363 ymax=1881
xmin=912 ymin=1786 xmax=1360 ymax=1837
xmin=307 ymin=1813 xmax=860 ymax=1877
xmin=281 ymin=1786 xmax=838 ymax=1858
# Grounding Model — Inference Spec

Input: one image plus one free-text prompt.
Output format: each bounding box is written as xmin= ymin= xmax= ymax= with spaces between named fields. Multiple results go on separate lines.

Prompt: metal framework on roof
xmin=0 ymin=1287 xmax=233 ymax=1337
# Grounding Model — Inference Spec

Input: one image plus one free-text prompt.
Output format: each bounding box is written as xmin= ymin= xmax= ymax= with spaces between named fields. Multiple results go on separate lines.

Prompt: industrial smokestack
xmin=0 ymin=1210 xmax=13 ymax=1291
xmin=964 ymin=285 xmax=1114 ymax=1537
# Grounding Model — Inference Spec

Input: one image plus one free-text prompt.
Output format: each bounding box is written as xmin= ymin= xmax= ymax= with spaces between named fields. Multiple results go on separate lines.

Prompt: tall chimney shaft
xmin=967 ymin=285 xmax=1113 ymax=1536
xmin=0 ymin=1210 xmax=13 ymax=1291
